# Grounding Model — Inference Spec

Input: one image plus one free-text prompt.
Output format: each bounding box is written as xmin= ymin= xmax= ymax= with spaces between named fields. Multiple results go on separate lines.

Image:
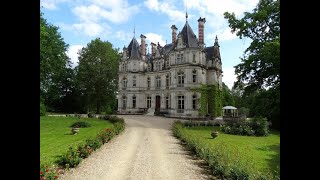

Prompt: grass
xmin=40 ymin=116 xmax=113 ymax=165
xmin=182 ymin=126 xmax=280 ymax=178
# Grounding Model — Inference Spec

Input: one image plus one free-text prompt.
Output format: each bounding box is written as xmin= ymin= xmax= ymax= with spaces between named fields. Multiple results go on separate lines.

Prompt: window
xmin=122 ymin=96 xmax=126 ymax=109
xmin=147 ymin=77 xmax=151 ymax=88
xmin=192 ymin=70 xmax=197 ymax=83
xmin=125 ymin=63 xmax=128 ymax=71
xmin=147 ymin=63 xmax=151 ymax=71
xmin=193 ymin=95 xmax=197 ymax=110
xmin=156 ymin=76 xmax=161 ymax=88
xmin=178 ymin=96 xmax=184 ymax=112
xmin=166 ymin=74 xmax=169 ymax=87
xmin=166 ymin=96 xmax=169 ymax=109
xmin=132 ymin=96 xmax=136 ymax=108
xmin=123 ymin=77 xmax=127 ymax=88
xmin=176 ymin=54 xmax=181 ymax=64
xmin=165 ymin=60 xmax=169 ymax=68
xmin=177 ymin=72 xmax=184 ymax=87
xmin=122 ymin=64 xmax=124 ymax=71
xmin=147 ymin=97 xmax=151 ymax=108
xmin=193 ymin=54 xmax=196 ymax=62
xmin=133 ymin=76 xmax=136 ymax=87
xmin=156 ymin=61 xmax=161 ymax=71
xmin=182 ymin=53 xmax=185 ymax=62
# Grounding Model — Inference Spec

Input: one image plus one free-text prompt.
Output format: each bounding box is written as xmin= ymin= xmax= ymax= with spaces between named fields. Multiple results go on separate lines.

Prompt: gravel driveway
xmin=59 ymin=115 xmax=214 ymax=180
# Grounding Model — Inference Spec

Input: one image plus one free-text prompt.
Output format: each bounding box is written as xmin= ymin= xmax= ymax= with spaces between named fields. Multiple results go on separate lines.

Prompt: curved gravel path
xmin=59 ymin=115 xmax=214 ymax=180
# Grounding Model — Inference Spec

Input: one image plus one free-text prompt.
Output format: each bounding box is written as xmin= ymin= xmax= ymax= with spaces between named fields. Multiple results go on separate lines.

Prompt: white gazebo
xmin=222 ymin=106 xmax=238 ymax=117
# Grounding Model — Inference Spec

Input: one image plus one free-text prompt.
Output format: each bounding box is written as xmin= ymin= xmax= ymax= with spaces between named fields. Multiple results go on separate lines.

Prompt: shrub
xmin=221 ymin=116 xmax=268 ymax=136
xmin=40 ymin=101 xmax=46 ymax=116
xmin=97 ymin=128 xmax=115 ymax=143
xmin=56 ymin=146 xmax=82 ymax=168
xmin=85 ymin=138 xmax=103 ymax=150
xmin=70 ymin=121 xmax=91 ymax=128
xmin=249 ymin=116 xmax=269 ymax=136
xmin=40 ymin=163 xmax=59 ymax=180
xmin=105 ymin=105 xmax=113 ymax=115
xmin=113 ymin=122 xmax=125 ymax=135
xmin=88 ymin=113 xmax=95 ymax=118
xmin=77 ymin=144 xmax=93 ymax=159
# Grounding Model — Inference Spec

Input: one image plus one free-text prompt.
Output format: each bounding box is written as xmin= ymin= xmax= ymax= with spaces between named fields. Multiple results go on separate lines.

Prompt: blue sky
xmin=41 ymin=0 xmax=259 ymax=89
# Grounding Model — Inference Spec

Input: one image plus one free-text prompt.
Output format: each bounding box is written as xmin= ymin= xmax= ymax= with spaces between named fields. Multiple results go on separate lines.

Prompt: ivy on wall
xmin=192 ymin=83 xmax=223 ymax=117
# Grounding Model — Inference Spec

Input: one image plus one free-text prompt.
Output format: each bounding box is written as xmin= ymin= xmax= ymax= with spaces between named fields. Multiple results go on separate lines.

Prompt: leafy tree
xmin=224 ymin=0 xmax=280 ymax=92
xmin=222 ymin=83 xmax=235 ymax=106
xmin=40 ymin=10 xmax=71 ymax=111
xmin=77 ymin=38 xmax=120 ymax=114
xmin=224 ymin=0 xmax=280 ymax=129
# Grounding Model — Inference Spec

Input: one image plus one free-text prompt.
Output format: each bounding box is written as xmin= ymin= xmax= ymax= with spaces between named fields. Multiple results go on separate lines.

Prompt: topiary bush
xmin=70 ymin=121 xmax=91 ymax=128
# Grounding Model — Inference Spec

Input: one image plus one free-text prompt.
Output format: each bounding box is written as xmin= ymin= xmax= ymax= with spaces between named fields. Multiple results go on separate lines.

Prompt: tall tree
xmin=40 ymin=10 xmax=70 ymax=110
xmin=224 ymin=0 xmax=280 ymax=92
xmin=222 ymin=83 xmax=235 ymax=106
xmin=224 ymin=0 xmax=280 ymax=129
xmin=77 ymin=38 xmax=119 ymax=114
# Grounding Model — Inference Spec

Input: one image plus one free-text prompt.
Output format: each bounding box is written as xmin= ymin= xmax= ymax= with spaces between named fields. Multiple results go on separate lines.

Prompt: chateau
xmin=117 ymin=14 xmax=223 ymax=118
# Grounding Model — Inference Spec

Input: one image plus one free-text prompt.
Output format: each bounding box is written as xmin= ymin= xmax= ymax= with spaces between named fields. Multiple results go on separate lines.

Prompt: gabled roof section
xmin=160 ymin=43 xmax=173 ymax=55
xmin=205 ymin=46 xmax=214 ymax=60
xmin=127 ymin=37 xmax=141 ymax=59
xmin=179 ymin=21 xmax=199 ymax=48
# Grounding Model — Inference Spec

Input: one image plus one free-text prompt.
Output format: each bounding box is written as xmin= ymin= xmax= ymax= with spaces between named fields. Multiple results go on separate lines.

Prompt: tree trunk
xmin=96 ymin=100 xmax=101 ymax=114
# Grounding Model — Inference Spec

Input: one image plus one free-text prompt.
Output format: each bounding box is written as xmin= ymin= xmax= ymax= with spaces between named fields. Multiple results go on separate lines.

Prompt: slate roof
xmin=205 ymin=46 xmax=214 ymax=60
xmin=179 ymin=21 xmax=199 ymax=48
xmin=127 ymin=37 xmax=141 ymax=59
xmin=160 ymin=43 xmax=173 ymax=55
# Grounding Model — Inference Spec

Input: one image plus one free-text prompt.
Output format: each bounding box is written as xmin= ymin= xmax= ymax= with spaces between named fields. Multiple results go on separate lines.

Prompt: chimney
xmin=171 ymin=25 xmax=178 ymax=45
xmin=198 ymin=17 xmax=206 ymax=48
xmin=151 ymin=42 xmax=157 ymax=57
xmin=140 ymin=34 xmax=146 ymax=59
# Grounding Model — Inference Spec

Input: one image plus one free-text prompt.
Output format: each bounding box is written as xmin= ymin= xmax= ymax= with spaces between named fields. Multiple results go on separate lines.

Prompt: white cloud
xmin=72 ymin=1 xmax=139 ymax=24
xmin=67 ymin=45 xmax=84 ymax=68
xmin=115 ymin=31 xmax=133 ymax=42
xmin=72 ymin=23 xmax=104 ymax=37
xmin=222 ymin=67 xmax=237 ymax=89
xmin=144 ymin=0 xmax=186 ymax=23
xmin=144 ymin=33 xmax=166 ymax=47
xmin=208 ymin=27 xmax=238 ymax=42
xmin=41 ymin=0 xmax=69 ymax=10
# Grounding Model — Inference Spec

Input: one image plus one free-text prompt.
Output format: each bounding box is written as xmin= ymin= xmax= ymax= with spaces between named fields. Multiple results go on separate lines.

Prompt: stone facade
xmin=118 ymin=16 xmax=222 ymax=118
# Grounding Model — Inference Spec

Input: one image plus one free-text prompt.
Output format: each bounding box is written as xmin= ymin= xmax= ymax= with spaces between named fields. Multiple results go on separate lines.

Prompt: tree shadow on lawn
xmin=257 ymin=144 xmax=280 ymax=175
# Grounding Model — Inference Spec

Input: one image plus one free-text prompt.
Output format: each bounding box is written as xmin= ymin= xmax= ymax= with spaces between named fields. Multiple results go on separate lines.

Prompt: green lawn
xmin=183 ymin=126 xmax=280 ymax=177
xmin=40 ymin=116 xmax=113 ymax=165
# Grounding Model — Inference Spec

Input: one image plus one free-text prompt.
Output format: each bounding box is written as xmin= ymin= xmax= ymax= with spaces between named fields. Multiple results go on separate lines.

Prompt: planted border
xmin=172 ymin=121 xmax=279 ymax=180
xmin=40 ymin=116 xmax=125 ymax=179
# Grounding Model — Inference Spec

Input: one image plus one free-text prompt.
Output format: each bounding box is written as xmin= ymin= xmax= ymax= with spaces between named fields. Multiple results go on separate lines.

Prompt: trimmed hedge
xmin=172 ymin=121 xmax=277 ymax=180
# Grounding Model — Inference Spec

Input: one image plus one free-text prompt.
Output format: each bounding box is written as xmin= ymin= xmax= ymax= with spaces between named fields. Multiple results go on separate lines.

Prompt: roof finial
xmin=185 ymin=0 xmax=188 ymax=21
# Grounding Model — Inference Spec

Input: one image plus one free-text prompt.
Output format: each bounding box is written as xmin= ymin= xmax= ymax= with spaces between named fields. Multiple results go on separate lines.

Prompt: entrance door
xmin=155 ymin=95 xmax=160 ymax=114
